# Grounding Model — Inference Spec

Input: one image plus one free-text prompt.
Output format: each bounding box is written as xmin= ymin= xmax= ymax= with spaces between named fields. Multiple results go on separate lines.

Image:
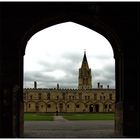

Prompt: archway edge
xmin=22 ymin=15 xmax=122 ymax=59
xmin=21 ymin=15 xmax=123 ymax=136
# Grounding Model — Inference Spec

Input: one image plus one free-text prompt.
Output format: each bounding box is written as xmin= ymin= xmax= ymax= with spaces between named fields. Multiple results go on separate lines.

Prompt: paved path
xmin=53 ymin=115 xmax=67 ymax=121
xmin=24 ymin=117 xmax=116 ymax=138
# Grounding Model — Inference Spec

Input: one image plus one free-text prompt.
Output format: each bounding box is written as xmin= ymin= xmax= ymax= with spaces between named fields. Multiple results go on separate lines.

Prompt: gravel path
xmin=24 ymin=117 xmax=116 ymax=138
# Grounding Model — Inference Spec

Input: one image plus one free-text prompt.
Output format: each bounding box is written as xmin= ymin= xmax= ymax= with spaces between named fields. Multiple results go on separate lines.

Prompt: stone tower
xmin=78 ymin=51 xmax=92 ymax=89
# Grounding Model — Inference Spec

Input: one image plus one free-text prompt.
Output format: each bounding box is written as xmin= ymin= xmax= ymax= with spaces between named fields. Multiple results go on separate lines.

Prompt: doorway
xmin=94 ymin=104 xmax=99 ymax=112
xmin=89 ymin=104 xmax=94 ymax=112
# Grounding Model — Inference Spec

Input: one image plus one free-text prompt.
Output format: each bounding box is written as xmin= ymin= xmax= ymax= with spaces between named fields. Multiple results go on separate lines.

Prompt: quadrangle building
xmin=24 ymin=52 xmax=115 ymax=113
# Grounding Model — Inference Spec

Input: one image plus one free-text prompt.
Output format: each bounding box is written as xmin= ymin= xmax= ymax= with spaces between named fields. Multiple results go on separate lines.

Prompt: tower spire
xmin=84 ymin=49 xmax=86 ymax=54
xmin=78 ymin=51 xmax=92 ymax=89
xmin=81 ymin=50 xmax=89 ymax=69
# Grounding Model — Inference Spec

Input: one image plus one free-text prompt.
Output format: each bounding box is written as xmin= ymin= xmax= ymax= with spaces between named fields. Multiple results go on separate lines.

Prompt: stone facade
xmin=24 ymin=52 xmax=115 ymax=113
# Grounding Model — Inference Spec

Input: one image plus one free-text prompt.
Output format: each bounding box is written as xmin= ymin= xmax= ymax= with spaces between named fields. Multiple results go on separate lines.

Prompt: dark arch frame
xmin=22 ymin=16 xmax=121 ymax=58
xmin=1 ymin=3 xmax=139 ymax=138
xmin=21 ymin=16 xmax=123 ymax=136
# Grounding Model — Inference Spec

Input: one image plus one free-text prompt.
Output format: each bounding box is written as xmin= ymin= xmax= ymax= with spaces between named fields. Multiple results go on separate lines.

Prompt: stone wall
xmin=24 ymin=88 xmax=115 ymax=113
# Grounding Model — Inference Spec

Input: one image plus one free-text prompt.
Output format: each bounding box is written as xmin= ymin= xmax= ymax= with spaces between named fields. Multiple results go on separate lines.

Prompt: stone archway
xmin=57 ymin=102 xmax=65 ymax=113
xmin=66 ymin=102 xmax=75 ymax=112
xmin=0 ymin=3 xmax=139 ymax=138
xmin=22 ymin=18 xmax=121 ymax=136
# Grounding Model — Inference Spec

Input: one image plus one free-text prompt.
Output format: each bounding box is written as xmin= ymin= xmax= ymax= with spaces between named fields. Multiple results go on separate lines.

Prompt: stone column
xmin=0 ymin=53 xmax=24 ymax=137
xmin=114 ymin=53 xmax=124 ymax=136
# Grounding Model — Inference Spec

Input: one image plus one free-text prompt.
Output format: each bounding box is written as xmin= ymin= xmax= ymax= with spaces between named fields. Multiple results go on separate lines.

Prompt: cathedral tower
xmin=78 ymin=51 xmax=92 ymax=89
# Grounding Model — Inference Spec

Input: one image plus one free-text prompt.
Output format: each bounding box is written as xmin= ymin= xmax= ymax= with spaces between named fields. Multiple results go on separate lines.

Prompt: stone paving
xmin=24 ymin=116 xmax=116 ymax=138
xmin=53 ymin=115 xmax=67 ymax=121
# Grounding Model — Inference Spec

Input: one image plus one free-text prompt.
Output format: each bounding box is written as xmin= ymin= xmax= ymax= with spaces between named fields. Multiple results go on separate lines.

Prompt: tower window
xmin=76 ymin=104 xmax=80 ymax=108
xmin=109 ymin=94 xmax=112 ymax=100
xmin=29 ymin=95 xmax=32 ymax=100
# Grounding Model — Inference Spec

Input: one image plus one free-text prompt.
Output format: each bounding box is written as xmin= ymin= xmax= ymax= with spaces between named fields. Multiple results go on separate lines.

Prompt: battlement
xmin=24 ymin=87 xmax=115 ymax=92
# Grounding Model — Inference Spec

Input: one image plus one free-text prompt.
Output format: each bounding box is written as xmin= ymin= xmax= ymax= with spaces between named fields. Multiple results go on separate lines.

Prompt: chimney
xmin=57 ymin=83 xmax=59 ymax=89
xmin=34 ymin=81 xmax=37 ymax=89
xmin=97 ymin=82 xmax=100 ymax=88
xmin=100 ymin=85 xmax=103 ymax=88
xmin=107 ymin=85 xmax=109 ymax=89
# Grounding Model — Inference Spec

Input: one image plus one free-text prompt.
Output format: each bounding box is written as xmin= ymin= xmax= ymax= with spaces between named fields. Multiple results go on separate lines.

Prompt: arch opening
xmin=23 ymin=21 xmax=119 ymax=138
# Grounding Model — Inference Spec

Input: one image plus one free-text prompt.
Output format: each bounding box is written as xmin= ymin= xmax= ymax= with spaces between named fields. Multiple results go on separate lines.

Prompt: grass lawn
xmin=24 ymin=113 xmax=114 ymax=121
xmin=24 ymin=113 xmax=54 ymax=121
xmin=62 ymin=113 xmax=114 ymax=120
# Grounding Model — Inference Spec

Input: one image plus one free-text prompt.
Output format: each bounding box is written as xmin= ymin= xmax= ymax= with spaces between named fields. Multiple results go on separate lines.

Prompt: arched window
xmin=94 ymin=93 xmax=97 ymax=100
xmin=79 ymin=93 xmax=82 ymax=100
xmin=76 ymin=104 xmax=80 ymax=108
xmin=30 ymin=95 xmax=32 ymax=100
xmin=109 ymin=94 xmax=112 ymax=100
xmin=56 ymin=96 xmax=59 ymax=100
xmin=62 ymin=92 xmax=65 ymax=100
xmin=38 ymin=93 xmax=41 ymax=100
xmin=47 ymin=93 xmax=50 ymax=100
xmin=47 ymin=104 xmax=51 ymax=108
xmin=109 ymin=104 xmax=112 ymax=109
xmin=100 ymin=96 xmax=102 ymax=100
xmin=72 ymin=96 xmax=75 ymax=100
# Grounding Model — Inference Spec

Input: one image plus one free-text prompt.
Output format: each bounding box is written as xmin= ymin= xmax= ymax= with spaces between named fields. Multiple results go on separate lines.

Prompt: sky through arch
xmin=24 ymin=22 xmax=115 ymax=89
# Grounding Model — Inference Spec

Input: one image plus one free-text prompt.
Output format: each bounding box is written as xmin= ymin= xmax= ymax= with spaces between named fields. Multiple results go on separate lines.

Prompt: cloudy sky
xmin=24 ymin=22 xmax=115 ymax=89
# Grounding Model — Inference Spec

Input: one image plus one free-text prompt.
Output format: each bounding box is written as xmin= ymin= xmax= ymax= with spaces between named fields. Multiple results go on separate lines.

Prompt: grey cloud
xmin=92 ymin=55 xmax=113 ymax=60
xmin=24 ymin=68 xmax=78 ymax=89
xmin=92 ymin=63 xmax=115 ymax=88
xmin=38 ymin=52 xmax=82 ymax=71
xmin=24 ymin=54 xmax=115 ymax=89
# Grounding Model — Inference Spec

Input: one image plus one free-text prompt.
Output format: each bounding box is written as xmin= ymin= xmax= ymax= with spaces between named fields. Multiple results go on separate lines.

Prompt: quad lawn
xmin=24 ymin=113 xmax=114 ymax=121
xmin=62 ymin=113 xmax=114 ymax=120
xmin=24 ymin=113 xmax=54 ymax=121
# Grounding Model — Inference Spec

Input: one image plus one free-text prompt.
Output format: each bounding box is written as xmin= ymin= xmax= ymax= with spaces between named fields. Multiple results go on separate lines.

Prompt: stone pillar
xmin=0 ymin=53 xmax=24 ymax=137
xmin=123 ymin=55 xmax=139 ymax=137
xmin=114 ymin=53 xmax=124 ymax=136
